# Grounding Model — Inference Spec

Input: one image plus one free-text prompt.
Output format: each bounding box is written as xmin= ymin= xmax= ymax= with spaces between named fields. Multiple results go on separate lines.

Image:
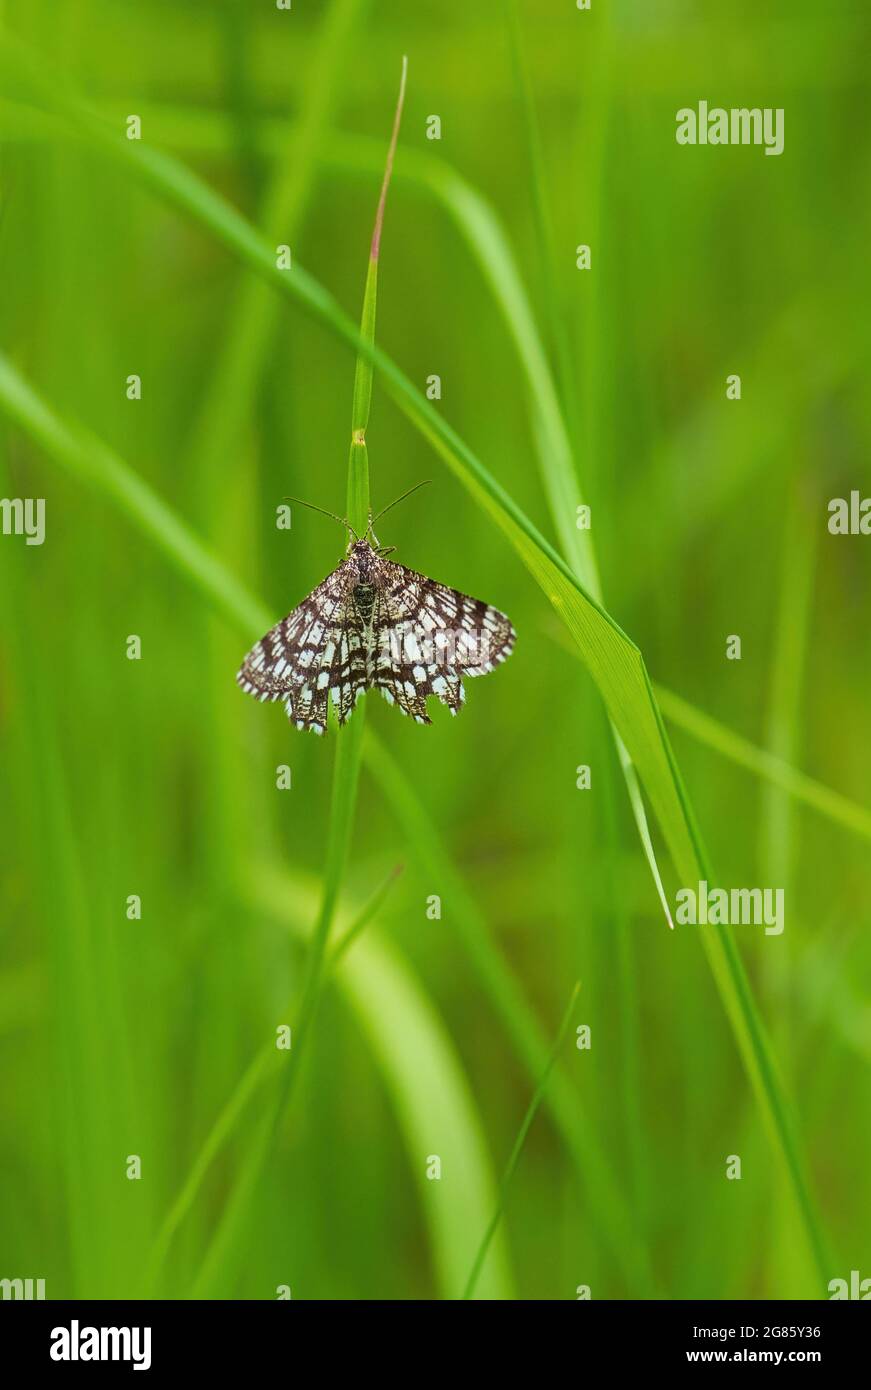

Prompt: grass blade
xmin=656 ymin=684 xmax=871 ymax=845
xmin=462 ymin=981 xmax=581 ymax=1301
xmin=331 ymin=862 xmax=404 ymax=966
xmin=364 ymin=730 xmax=658 ymax=1295
xmin=187 ymin=0 xmax=366 ymax=487
xmin=141 ymin=859 xmax=404 ymax=1295
xmin=191 ymin=60 xmax=409 ymax=1286
xmin=346 ymin=52 xmax=406 ymax=534
xmin=253 ymin=867 xmax=516 ymax=1300
xmin=267 ymin=50 xmax=406 ymax=1115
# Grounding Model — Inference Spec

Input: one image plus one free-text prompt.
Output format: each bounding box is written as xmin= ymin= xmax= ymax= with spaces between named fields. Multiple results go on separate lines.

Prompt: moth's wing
xmin=385 ymin=560 xmax=516 ymax=675
xmin=371 ymin=558 xmax=515 ymax=721
xmin=236 ymin=562 xmax=364 ymax=734
xmin=371 ymin=573 xmax=435 ymax=724
xmin=290 ymin=598 xmax=369 ymax=733
xmin=315 ymin=619 xmax=370 ymax=729
xmin=236 ymin=568 xmax=341 ymax=701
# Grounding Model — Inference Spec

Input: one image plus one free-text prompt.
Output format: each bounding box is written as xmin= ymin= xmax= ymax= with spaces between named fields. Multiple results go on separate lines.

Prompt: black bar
xmin=1 ymin=1297 xmax=867 ymax=1373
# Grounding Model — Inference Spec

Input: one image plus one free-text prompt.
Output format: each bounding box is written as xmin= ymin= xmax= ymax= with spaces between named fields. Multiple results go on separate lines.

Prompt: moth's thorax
xmin=348 ymin=538 xmax=377 ymax=582
xmin=347 ymin=538 xmax=391 ymax=592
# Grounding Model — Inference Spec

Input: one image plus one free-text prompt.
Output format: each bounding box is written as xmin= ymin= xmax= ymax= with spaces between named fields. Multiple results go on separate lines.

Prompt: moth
xmin=236 ymin=487 xmax=515 ymax=733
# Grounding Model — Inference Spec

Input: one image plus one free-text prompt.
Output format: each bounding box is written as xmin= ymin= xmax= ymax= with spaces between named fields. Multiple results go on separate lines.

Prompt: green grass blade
xmin=462 ymin=981 xmax=581 ymax=1301
xmin=346 ymin=53 xmax=406 ymax=533
xmin=191 ymin=60 xmax=409 ymax=1287
xmin=0 ymin=355 xmax=271 ymax=635
xmin=142 ymin=859 xmax=404 ymax=1294
xmin=326 ymin=907 xmax=515 ymax=1300
xmin=251 ymin=868 xmax=516 ymax=1300
xmin=269 ymin=51 xmax=406 ymax=1112
xmin=331 ymin=862 xmax=404 ymax=966
xmin=502 ymin=3 xmax=675 ymax=931
xmin=761 ymin=488 xmax=817 ymax=1294
xmin=143 ymin=1045 xmax=273 ymax=1295
xmin=364 ymin=729 xmax=658 ymax=1295
xmin=177 ymin=1 xmax=370 ymax=1278
xmin=265 ymin=712 xmax=364 ymax=1138
xmin=656 ymin=684 xmax=871 ymax=845
xmin=187 ymin=0 xmax=367 ymax=486
xmin=504 ymin=0 xmax=579 ymax=439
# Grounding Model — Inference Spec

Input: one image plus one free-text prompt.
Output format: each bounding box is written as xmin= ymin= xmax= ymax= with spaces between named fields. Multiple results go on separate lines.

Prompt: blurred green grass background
xmin=0 ymin=0 xmax=869 ymax=1300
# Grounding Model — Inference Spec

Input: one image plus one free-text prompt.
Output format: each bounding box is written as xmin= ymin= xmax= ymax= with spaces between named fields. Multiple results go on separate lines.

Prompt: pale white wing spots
xmin=372 ymin=558 xmax=514 ymax=720
xmin=237 ymin=545 xmax=515 ymax=732
xmin=236 ymin=565 xmax=356 ymax=732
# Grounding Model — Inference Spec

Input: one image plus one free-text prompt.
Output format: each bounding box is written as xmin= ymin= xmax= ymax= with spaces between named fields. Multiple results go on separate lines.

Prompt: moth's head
xmin=283 ymin=482 xmax=431 ymax=559
xmin=350 ymin=535 xmax=395 ymax=562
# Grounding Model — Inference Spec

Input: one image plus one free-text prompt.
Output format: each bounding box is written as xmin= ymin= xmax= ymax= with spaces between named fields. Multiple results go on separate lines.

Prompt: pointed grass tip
xmin=371 ymin=55 xmax=408 ymax=263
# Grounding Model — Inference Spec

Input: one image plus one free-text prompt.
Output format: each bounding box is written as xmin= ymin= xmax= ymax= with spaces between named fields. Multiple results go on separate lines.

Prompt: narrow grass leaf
xmin=656 ymin=684 xmax=871 ymax=845
xmin=462 ymin=981 xmax=581 ymax=1300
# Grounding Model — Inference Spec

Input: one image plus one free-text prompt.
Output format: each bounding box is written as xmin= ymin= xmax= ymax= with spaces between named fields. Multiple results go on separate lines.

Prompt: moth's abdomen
xmin=352 ymin=582 xmax=376 ymax=624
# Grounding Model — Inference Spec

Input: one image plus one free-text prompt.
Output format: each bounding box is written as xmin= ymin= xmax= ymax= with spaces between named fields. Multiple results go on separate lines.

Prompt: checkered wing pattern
xmin=237 ymin=544 xmax=515 ymax=733
xmin=236 ymin=565 xmax=365 ymax=735
xmin=371 ymin=558 xmax=515 ymax=725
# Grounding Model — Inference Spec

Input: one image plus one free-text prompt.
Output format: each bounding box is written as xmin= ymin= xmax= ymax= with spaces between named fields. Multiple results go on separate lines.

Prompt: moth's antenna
xmin=370 ymin=480 xmax=432 ymax=525
xmin=283 ymin=496 xmax=359 ymax=542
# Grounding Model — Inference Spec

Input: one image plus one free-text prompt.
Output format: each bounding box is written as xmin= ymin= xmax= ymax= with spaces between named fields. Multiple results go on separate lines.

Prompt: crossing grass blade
xmin=363 ymin=728 xmax=659 ymax=1294
xmin=144 ymin=862 xmax=511 ymax=1300
xmin=462 ymin=981 xmax=581 ymax=1301
xmin=655 ymin=685 xmax=871 ymax=846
